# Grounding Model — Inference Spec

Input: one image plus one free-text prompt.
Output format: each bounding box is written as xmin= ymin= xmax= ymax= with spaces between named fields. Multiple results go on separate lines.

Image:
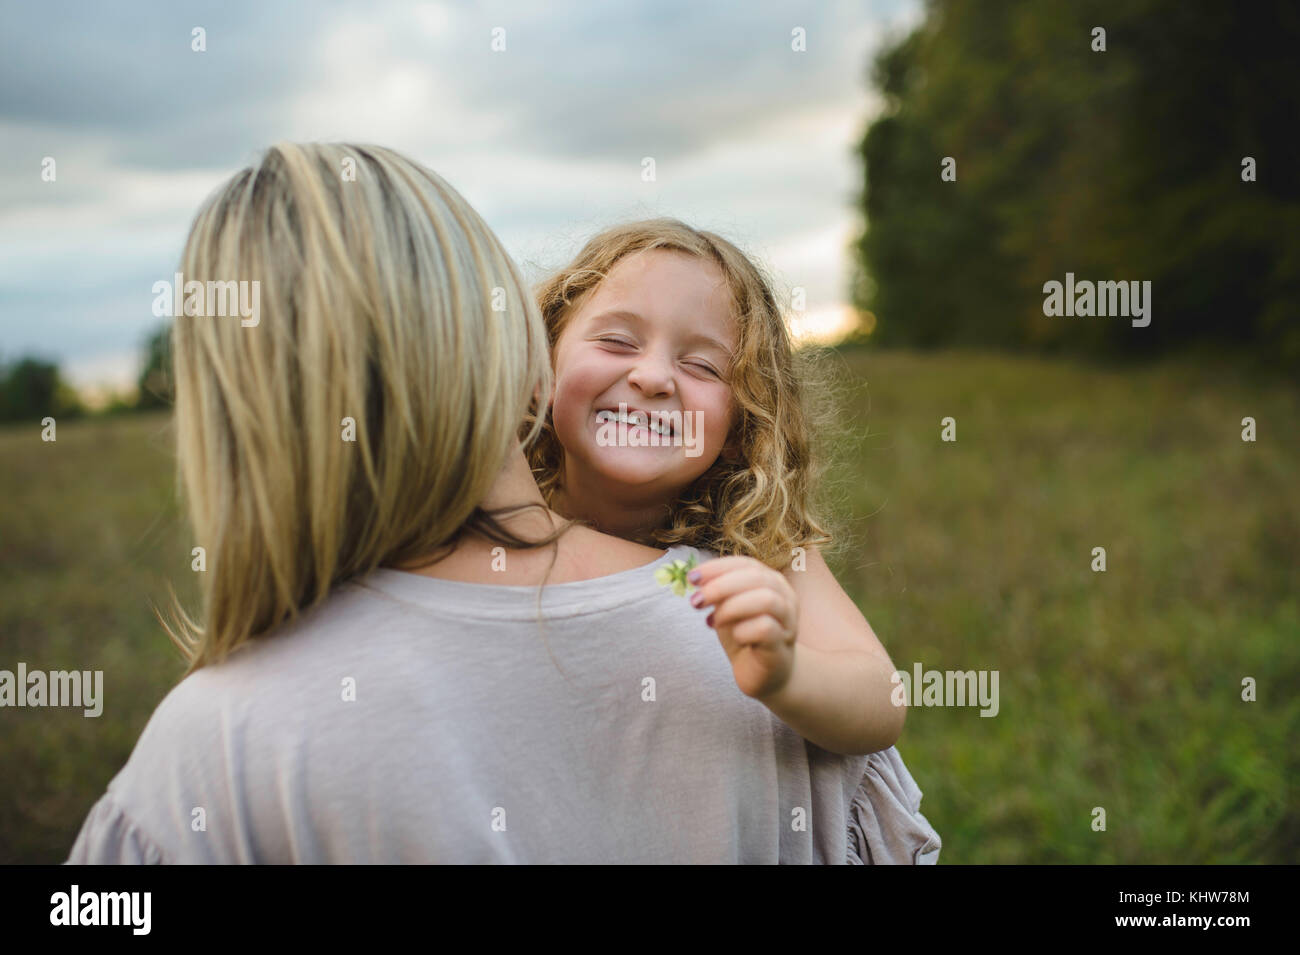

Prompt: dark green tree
xmin=0 ymin=357 xmax=84 ymax=422
xmin=852 ymin=0 xmax=1300 ymax=366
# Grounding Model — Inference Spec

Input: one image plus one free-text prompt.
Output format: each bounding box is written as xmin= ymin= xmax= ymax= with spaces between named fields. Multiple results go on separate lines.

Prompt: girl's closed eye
xmin=596 ymin=335 xmax=721 ymax=378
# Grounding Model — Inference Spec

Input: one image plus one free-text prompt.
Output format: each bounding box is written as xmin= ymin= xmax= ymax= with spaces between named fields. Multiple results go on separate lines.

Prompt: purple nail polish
xmin=687 ymin=570 xmax=701 ymax=584
xmin=690 ymin=592 xmax=704 ymax=607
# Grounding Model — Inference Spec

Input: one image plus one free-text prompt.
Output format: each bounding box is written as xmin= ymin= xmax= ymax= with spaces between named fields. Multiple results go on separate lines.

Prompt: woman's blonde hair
xmin=166 ymin=142 xmax=573 ymax=675
xmin=524 ymin=218 xmax=846 ymax=569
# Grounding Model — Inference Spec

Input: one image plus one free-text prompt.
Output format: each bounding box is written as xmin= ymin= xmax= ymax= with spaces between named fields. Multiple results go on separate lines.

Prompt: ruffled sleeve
xmin=846 ymin=746 xmax=942 ymax=864
xmin=64 ymin=792 xmax=168 ymax=865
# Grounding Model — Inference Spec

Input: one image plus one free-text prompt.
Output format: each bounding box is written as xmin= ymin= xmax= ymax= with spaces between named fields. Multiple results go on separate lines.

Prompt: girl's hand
xmin=687 ymin=556 xmax=799 ymax=700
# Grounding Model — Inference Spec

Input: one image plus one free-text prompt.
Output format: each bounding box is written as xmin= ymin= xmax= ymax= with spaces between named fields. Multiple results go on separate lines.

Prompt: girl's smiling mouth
xmin=594 ymin=407 xmax=677 ymax=438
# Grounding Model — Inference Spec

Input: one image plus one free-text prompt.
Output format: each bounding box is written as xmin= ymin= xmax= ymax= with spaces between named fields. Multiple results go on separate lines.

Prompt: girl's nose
xmin=627 ymin=356 xmax=676 ymax=398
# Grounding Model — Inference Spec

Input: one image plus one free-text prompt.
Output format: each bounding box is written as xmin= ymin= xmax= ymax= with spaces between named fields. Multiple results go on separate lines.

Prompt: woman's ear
xmin=532 ymin=378 xmax=557 ymax=408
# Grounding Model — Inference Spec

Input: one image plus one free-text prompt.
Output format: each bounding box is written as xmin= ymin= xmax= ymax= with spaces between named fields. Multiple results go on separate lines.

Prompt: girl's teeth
xmin=594 ymin=409 xmax=671 ymax=436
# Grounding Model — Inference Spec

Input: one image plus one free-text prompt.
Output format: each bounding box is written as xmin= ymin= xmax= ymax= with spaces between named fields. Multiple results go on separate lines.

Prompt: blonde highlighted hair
xmin=524 ymin=218 xmax=847 ymax=569
xmin=166 ymin=142 xmax=573 ymax=675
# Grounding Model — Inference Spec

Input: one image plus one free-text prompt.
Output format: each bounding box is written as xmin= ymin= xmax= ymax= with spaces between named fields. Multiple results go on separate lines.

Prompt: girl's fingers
xmin=691 ymin=564 xmax=797 ymax=613
xmin=708 ymin=589 xmax=792 ymax=632
xmin=689 ymin=567 xmax=769 ymax=609
xmin=686 ymin=555 xmax=758 ymax=587
xmin=727 ymin=614 xmax=787 ymax=646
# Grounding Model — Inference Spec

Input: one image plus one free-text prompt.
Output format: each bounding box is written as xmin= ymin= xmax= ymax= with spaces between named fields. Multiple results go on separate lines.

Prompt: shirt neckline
xmin=353 ymin=543 xmax=705 ymax=620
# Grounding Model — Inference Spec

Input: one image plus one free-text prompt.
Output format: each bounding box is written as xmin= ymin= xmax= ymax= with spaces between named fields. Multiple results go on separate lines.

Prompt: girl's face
xmin=550 ymin=249 xmax=738 ymax=504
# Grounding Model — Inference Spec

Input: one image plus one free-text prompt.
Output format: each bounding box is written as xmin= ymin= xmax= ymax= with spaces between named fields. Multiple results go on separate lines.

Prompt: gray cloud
xmin=0 ymin=0 xmax=333 ymax=167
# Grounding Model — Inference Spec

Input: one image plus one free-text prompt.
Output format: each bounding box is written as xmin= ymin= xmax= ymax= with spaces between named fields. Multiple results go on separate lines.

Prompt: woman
xmin=65 ymin=142 xmax=936 ymax=863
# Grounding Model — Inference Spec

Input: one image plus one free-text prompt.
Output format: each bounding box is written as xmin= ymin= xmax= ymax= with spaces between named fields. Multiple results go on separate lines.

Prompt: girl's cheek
xmin=551 ymin=373 xmax=597 ymax=436
xmin=551 ymin=389 xmax=581 ymax=433
xmin=708 ymin=389 xmax=735 ymax=443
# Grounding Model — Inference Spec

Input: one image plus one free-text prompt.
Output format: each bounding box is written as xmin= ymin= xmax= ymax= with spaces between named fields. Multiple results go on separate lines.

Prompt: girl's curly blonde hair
xmin=522 ymin=218 xmax=853 ymax=571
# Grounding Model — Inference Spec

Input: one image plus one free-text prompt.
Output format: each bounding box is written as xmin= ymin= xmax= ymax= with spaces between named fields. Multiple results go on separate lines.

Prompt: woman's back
xmin=66 ymin=545 xmax=874 ymax=863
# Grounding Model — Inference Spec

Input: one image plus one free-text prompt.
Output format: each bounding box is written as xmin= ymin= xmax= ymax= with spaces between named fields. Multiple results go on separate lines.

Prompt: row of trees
xmin=0 ymin=325 xmax=171 ymax=423
xmin=851 ymin=0 xmax=1300 ymax=367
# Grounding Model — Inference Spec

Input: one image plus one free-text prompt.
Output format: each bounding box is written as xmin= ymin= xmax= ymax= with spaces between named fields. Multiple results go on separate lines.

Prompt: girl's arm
xmin=771 ymin=545 xmax=906 ymax=754
xmin=688 ymin=546 xmax=905 ymax=756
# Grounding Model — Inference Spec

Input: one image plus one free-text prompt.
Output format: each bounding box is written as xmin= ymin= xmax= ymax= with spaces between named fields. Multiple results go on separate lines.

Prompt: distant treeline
xmin=0 ymin=326 xmax=171 ymax=423
xmin=852 ymin=0 xmax=1300 ymax=366
xmin=0 ymin=358 xmax=84 ymax=422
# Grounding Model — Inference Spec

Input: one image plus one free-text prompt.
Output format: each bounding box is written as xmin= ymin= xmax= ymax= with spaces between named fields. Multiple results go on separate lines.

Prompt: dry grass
xmin=1 ymin=347 xmax=1296 ymax=862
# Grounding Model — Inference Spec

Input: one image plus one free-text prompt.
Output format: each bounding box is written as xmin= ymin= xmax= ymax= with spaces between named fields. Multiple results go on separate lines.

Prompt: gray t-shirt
xmin=66 ymin=544 xmax=940 ymax=864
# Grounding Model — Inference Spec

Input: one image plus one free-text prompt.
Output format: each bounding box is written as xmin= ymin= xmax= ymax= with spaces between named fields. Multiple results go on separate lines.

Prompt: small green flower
xmin=654 ymin=554 xmax=700 ymax=596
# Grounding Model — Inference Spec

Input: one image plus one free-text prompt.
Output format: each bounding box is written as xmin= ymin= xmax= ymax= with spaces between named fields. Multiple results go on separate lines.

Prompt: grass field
xmin=1 ymin=346 xmax=1297 ymax=863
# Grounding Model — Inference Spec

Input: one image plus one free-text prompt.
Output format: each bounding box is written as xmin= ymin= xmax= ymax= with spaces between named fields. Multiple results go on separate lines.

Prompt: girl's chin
xmin=581 ymin=448 xmax=678 ymax=484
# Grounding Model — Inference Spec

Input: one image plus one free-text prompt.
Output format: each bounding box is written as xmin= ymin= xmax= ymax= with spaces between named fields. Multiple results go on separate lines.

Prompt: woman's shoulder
xmin=85 ymin=592 xmax=383 ymax=857
xmin=142 ymin=585 xmax=385 ymax=725
xmin=564 ymin=526 xmax=668 ymax=576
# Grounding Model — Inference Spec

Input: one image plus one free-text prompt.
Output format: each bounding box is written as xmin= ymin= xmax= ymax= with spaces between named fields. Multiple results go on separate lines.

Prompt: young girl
xmin=524 ymin=218 xmax=942 ymax=862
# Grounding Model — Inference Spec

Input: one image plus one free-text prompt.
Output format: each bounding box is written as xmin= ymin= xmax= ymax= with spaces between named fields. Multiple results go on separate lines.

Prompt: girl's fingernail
xmin=705 ymin=612 xmax=715 ymax=627
xmin=687 ymin=570 xmax=701 ymax=583
xmin=690 ymin=592 xmax=704 ymax=607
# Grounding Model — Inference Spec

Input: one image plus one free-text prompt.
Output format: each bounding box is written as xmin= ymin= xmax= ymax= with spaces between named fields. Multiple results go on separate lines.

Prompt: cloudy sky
xmin=0 ymin=0 xmax=920 ymax=398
